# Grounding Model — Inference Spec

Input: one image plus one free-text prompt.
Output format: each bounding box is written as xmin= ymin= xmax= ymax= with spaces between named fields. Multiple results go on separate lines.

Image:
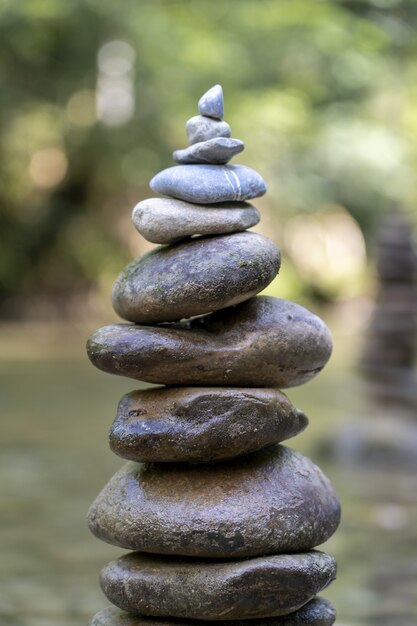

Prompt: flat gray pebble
xmin=150 ymin=164 xmax=267 ymax=204
xmin=186 ymin=115 xmax=231 ymax=144
xmin=132 ymin=198 xmax=259 ymax=244
xmin=173 ymin=137 xmax=244 ymax=164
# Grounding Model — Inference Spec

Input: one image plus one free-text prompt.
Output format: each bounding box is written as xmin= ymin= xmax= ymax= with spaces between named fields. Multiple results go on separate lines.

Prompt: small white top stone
xmin=198 ymin=84 xmax=224 ymax=119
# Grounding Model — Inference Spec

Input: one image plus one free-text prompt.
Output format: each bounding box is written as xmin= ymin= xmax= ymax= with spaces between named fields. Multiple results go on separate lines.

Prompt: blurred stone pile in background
xmin=361 ymin=211 xmax=417 ymax=410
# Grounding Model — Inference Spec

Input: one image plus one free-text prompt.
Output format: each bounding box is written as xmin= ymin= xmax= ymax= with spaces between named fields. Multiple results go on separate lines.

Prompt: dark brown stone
xmin=112 ymin=232 xmax=280 ymax=324
xmin=99 ymin=551 xmax=336 ymax=620
xmin=89 ymin=597 xmax=336 ymax=625
xmin=87 ymin=296 xmax=332 ymax=388
xmin=110 ymin=387 xmax=308 ymax=463
xmin=88 ymin=445 xmax=340 ymax=557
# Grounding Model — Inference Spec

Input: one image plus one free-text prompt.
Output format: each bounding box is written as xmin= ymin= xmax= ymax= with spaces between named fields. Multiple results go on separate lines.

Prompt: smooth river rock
xmin=198 ymin=84 xmax=224 ymax=119
xmin=89 ymin=597 xmax=336 ymax=626
xmin=186 ymin=115 xmax=231 ymax=144
xmin=173 ymin=137 xmax=244 ymax=165
xmin=100 ymin=551 xmax=337 ymax=620
xmin=87 ymin=296 xmax=333 ymax=388
xmin=88 ymin=444 xmax=341 ymax=557
xmin=132 ymin=198 xmax=259 ymax=244
xmin=112 ymin=232 xmax=280 ymax=324
xmin=150 ymin=164 xmax=266 ymax=204
xmin=110 ymin=387 xmax=308 ymax=463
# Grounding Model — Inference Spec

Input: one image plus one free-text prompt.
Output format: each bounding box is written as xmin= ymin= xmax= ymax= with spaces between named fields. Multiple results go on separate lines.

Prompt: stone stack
xmin=360 ymin=211 xmax=417 ymax=409
xmin=87 ymin=85 xmax=340 ymax=626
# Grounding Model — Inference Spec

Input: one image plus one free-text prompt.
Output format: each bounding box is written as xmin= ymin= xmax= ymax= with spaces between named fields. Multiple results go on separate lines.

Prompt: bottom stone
xmin=89 ymin=597 xmax=336 ymax=625
xmin=100 ymin=551 xmax=336 ymax=620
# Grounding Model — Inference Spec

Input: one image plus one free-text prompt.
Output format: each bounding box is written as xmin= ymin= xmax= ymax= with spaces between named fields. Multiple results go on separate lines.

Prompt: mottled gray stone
xmin=99 ymin=551 xmax=337 ymax=620
xmin=112 ymin=232 xmax=280 ymax=324
xmin=173 ymin=137 xmax=244 ymax=165
xmin=132 ymin=198 xmax=259 ymax=244
xmin=88 ymin=445 xmax=341 ymax=557
xmin=87 ymin=296 xmax=333 ymax=388
xmin=186 ymin=115 xmax=231 ymax=144
xmin=110 ymin=387 xmax=308 ymax=463
xmin=198 ymin=84 xmax=224 ymax=119
xmin=150 ymin=164 xmax=266 ymax=204
xmin=89 ymin=598 xmax=336 ymax=626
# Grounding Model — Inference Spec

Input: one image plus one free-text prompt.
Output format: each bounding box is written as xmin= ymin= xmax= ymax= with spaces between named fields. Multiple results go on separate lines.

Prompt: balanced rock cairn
xmin=87 ymin=85 xmax=340 ymax=626
xmin=361 ymin=211 xmax=417 ymax=409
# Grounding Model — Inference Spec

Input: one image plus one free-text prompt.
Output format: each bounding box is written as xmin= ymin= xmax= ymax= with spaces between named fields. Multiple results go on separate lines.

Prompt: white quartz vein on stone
xmin=223 ymin=167 xmax=242 ymax=201
xmin=149 ymin=164 xmax=266 ymax=204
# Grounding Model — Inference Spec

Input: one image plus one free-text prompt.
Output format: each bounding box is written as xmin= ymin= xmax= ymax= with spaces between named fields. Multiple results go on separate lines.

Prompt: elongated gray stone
xmin=88 ymin=445 xmax=341 ymax=557
xmin=198 ymin=84 xmax=224 ymax=119
xmin=186 ymin=115 xmax=231 ymax=144
xmin=150 ymin=164 xmax=266 ymax=204
xmin=110 ymin=387 xmax=308 ymax=463
xmin=89 ymin=597 xmax=336 ymax=626
xmin=100 ymin=551 xmax=337 ymax=620
xmin=132 ymin=198 xmax=259 ymax=244
xmin=87 ymin=296 xmax=333 ymax=388
xmin=173 ymin=137 xmax=244 ymax=165
xmin=112 ymin=232 xmax=280 ymax=324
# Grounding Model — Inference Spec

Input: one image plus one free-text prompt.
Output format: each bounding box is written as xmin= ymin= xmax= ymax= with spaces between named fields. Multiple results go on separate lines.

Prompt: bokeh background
xmin=1 ymin=1 xmax=417 ymax=625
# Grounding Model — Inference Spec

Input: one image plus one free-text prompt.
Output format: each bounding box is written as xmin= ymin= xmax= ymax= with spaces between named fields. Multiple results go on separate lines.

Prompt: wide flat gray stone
xmin=87 ymin=296 xmax=333 ymax=388
xmin=112 ymin=232 xmax=280 ymax=324
xmin=173 ymin=137 xmax=244 ymax=165
xmin=150 ymin=164 xmax=266 ymax=204
xmin=99 ymin=551 xmax=337 ymax=620
xmin=89 ymin=598 xmax=336 ymax=625
xmin=132 ymin=198 xmax=259 ymax=244
xmin=186 ymin=115 xmax=231 ymax=144
xmin=88 ymin=445 xmax=340 ymax=557
xmin=110 ymin=387 xmax=308 ymax=463
xmin=198 ymin=84 xmax=224 ymax=119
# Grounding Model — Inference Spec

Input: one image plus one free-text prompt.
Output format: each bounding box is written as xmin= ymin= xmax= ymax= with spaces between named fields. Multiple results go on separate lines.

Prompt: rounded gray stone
xmin=89 ymin=597 xmax=336 ymax=625
xmin=173 ymin=137 xmax=244 ymax=165
xmin=132 ymin=198 xmax=260 ymax=244
xmin=87 ymin=296 xmax=333 ymax=388
xmin=186 ymin=115 xmax=231 ymax=144
xmin=112 ymin=232 xmax=280 ymax=324
xmin=99 ymin=551 xmax=337 ymax=620
xmin=198 ymin=84 xmax=224 ymax=119
xmin=150 ymin=164 xmax=267 ymax=204
xmin=88 ymin=445 xmax=341 ymax=557
xmin=110 ymin=387 xmax=308 ymax=463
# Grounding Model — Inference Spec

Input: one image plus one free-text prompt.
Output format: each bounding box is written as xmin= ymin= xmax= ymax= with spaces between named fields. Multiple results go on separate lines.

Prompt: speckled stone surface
xmin=173 ymin=137 xmax=244 ymax=164
xmin=198 ymin=84 xmax=224 ymax=119
xmin=89 ymin=598 xmax=336 ymax=626
xmin=99 ymin=551 xmax=336 ymax=620
xmin=111 ymin=232 xmax=280 ymax=324
xmin=110 ymin=387 xmax=308 ymax=463
xmin=88 ymin=445 xmax=340 ymax=557
xmin=87 ymin=296 xmax=333 ymax=388
xmin=186 ymin=115 xmax=231 ymax=144
xmin=132 ymin=198 xmax=259 ymax=244
xmin=150 ymin=164 xmax=266 ymax=204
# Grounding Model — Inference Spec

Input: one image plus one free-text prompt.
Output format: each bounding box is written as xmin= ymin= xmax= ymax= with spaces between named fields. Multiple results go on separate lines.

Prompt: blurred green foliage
xmin=1 ymin=0 xmax=417 ymax=315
